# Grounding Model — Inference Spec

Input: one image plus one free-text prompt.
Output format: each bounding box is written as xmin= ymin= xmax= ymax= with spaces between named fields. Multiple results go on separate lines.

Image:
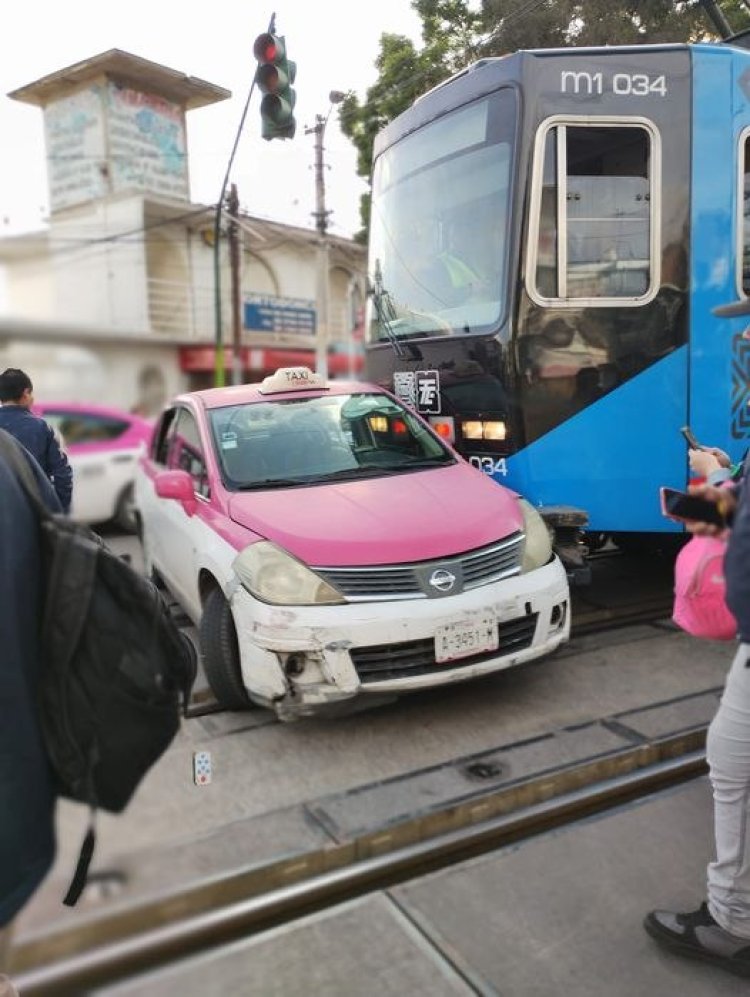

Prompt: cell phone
xmin=660 ymin=486 xmax=726 ymax=527
xmin=680 ymin=426 xmax=705 ymax=450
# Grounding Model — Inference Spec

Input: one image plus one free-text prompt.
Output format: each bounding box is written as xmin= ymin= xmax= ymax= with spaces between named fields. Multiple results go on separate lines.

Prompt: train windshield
xmin=368 ymin=88 xmax=517 ymax=343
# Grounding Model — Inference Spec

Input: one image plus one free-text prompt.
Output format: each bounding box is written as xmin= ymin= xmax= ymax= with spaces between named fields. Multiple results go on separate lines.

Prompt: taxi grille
xmin=351 ymin=613 xmax=538 ymax=683
xmin=317 ymin=533 xmax=524 ymax=602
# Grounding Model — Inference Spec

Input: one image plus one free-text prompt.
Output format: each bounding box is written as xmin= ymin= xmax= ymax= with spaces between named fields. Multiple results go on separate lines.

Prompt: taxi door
xmin=153 ymin=406 xmax=207 ymax=620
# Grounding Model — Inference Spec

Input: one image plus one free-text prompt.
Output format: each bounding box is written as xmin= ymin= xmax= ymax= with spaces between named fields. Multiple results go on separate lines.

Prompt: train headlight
xmin=461 ymin=419 xmax=507 ymax=441
xmin=518 ymin=499 xmax=553 ymax=573
xmin=233 ymin=542 xmax=345 ymax=605
xmin=482 ymin=420 xmax=507 ymax=441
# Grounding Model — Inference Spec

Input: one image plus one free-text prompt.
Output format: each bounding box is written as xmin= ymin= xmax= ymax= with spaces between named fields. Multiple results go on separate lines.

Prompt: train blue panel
xmin=502 ymin=347 xmax=687 ymax=533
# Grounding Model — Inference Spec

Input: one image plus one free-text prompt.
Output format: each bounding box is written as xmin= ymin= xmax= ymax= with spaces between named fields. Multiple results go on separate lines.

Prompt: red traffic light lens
xmin=253 ymin=32 xmax=285 ymax=63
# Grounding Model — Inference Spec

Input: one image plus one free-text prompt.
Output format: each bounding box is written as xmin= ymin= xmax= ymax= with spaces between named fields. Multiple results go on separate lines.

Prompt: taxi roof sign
xmin=259 ymin=367 xmax=327 ymax=394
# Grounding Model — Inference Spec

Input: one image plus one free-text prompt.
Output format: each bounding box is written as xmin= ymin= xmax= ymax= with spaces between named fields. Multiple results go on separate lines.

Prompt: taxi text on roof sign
xmin=259 ymin=367 xmax=328 ymax=394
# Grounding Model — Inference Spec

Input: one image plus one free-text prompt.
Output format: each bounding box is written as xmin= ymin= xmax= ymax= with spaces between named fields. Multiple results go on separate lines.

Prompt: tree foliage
xmin=340 ymin=0 xmax=750 ymax=239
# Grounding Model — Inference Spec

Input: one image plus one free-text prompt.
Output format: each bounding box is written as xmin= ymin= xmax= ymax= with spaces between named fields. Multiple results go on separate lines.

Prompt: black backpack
xmin=0 ymin=430 xmax=197 ymax=905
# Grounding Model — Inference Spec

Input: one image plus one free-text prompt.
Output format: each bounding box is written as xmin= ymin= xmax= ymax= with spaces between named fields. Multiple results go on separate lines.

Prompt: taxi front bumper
xmin=229 ymin=556 xmax=570 ymax=720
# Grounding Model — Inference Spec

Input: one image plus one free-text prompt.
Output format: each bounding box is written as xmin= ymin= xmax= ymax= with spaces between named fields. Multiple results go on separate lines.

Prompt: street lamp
xmin=308 ymin=90 xmax=346 ymax=380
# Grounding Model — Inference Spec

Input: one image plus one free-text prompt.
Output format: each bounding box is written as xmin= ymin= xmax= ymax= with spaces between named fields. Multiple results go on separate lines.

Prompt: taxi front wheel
xmin=199 ymin=589 xmax=251 ymax=711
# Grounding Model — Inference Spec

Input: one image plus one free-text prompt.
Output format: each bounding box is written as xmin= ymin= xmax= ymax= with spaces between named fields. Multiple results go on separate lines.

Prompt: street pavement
xmin=98 ymin=777 xmax=735 ymax=996
xmin=15 ymin=605 xmax=731 ymax=949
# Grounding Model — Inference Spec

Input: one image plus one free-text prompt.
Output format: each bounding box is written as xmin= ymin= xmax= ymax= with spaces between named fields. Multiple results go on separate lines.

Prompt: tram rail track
xmin=14 ymin=721 xmax=707 ymax=995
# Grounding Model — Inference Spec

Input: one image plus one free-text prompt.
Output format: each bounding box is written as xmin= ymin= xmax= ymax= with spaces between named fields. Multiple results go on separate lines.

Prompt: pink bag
xmin=672 ymin=535 xmax=737 ymax=641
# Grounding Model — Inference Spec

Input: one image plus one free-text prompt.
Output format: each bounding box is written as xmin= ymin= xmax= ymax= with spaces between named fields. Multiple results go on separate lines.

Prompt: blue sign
xmin=243 ymin=294 xmax=316 ymax=336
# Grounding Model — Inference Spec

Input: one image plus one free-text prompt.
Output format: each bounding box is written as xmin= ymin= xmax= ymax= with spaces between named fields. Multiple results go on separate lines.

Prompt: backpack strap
xmin=63 ymin=817 xmax=97 ymax=906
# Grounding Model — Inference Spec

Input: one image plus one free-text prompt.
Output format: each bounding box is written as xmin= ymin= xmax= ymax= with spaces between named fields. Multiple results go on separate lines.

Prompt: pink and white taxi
xmin=135 ymin=368 xmax=570 ymax=720
xmin=35 ymin=402 xmax=153 ymax=532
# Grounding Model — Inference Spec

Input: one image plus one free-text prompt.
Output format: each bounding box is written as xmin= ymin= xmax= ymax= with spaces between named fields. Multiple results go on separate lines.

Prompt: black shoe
xmin=644 ymin=901 xmax=750 ymax=978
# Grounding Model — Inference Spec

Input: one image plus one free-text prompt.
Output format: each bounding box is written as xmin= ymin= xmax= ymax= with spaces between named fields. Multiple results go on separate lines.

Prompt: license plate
xmin=435 ymin=612 xmax=498 ymax=664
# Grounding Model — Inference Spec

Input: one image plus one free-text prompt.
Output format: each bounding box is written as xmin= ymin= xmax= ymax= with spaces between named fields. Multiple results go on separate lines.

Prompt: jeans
xmin=0 ymin=921 xmax=18 ymax=996
xmin=707 ymin=643 xmax=750 ymax=937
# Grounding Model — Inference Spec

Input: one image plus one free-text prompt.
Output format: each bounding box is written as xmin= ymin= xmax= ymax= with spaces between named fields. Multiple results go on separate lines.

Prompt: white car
xmin=36 ymin=402 xmax=153 ymax=532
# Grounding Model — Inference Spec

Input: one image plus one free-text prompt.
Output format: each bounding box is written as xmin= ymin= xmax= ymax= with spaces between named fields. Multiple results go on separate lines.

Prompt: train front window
xmin=368 ymin=89 xmax=517 ymax=342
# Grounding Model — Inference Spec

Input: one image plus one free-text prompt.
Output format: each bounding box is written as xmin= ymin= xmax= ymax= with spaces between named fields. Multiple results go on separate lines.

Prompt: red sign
xmin=178 ymin=346 xmax=362 ymax=376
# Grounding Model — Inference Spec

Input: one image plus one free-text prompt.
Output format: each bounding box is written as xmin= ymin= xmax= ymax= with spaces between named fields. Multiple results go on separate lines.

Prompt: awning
xmin=178 ymin=346 xmax=363 ymax=376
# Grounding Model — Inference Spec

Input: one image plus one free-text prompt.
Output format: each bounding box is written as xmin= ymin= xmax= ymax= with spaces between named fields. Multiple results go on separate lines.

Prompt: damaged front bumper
xmin=229 ymin=556 xmax=570 ymax=720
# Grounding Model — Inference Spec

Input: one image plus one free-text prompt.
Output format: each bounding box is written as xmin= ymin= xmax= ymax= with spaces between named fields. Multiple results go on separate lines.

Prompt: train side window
xmin=529 ymin=118 xmax=660 ymax=306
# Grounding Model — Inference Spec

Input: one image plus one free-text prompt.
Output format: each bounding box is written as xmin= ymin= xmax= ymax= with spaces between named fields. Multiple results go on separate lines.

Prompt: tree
xmin=340 ymin=0 xmax=750 ymax=240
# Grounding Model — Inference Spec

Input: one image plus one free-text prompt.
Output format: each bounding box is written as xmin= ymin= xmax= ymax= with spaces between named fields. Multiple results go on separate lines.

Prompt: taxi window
xmin=43 ymin=410 xmax=129 ymax=444
xmin=152 ymin=408 xmax=178 ymax=465
xmin=209 ymin=392 xmax=454 ymax=489
xmin=170 ymin=409 xmax=209 ymax=498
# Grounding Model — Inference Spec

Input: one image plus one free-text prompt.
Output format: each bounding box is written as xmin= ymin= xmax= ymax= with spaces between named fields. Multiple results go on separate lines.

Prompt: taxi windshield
xmin=209 ymin=392 xmax=455 ymax=489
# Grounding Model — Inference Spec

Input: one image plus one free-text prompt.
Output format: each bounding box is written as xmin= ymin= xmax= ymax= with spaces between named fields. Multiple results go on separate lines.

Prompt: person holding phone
xmin=645 ymin=307 xmax=750 ymax=978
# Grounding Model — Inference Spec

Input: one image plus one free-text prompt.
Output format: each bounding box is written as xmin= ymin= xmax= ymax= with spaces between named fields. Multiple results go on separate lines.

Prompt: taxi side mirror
xmin=154 ymin=470 xmax=197 ymax=517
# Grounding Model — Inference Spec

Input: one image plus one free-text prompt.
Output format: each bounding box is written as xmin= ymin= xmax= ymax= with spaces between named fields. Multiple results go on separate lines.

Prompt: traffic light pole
xmin=213 ymin=12 xmax=276 ymax=387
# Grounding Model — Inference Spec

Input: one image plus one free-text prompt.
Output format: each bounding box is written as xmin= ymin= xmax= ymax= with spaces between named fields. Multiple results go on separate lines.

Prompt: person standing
xmin=0 ymin=432 xmax=60 ymax=990
xmin=0 ymin=368 xmax=72 ymax=513
xmin=644 ymin=296 xmax=750 ymax=979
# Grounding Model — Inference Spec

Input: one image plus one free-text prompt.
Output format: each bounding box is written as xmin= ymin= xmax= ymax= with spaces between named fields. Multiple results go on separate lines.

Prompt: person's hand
xmin=702 ymin=446 xmax=732 ymax=468
xmin=684 ymin=483 xmax=737 ymax=537
xmin=689 ymin=449 xmax=722 ymax=478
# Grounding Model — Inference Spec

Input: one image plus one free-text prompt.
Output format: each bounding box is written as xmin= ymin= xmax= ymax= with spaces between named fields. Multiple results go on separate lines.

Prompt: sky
xmin=0 ymin=0 xmax=423 ymax=239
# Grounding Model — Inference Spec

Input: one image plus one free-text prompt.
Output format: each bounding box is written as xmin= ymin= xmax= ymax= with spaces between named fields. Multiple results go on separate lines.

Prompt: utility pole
xmin=699 ymin=0 xmax=733 ymax=37
xmin=307 ymin=91 xmax=345 ymax=381
xmin=308 ymin=113 xmax=331 ymax=379
xmin=227 ymin=183 xmax=243 ymax=387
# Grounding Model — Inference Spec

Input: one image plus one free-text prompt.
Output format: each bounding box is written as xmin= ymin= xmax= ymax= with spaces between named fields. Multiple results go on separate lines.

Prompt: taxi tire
xmin=200 ymin=589 xmax=251 ymax=710
xmin=114 ymin=483 xmax=138 ymax=534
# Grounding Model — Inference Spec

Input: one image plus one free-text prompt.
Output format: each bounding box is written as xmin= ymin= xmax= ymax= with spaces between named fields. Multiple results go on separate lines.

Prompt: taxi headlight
xmin=233 ymin=542 xmax=346 ymax=606
xmin=518 ymin=499 xmax=553 ymax=573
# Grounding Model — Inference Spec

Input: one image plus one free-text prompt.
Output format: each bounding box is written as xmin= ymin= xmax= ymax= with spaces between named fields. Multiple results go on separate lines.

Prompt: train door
xmin=515 ymin=121 xmax=687 ymax=532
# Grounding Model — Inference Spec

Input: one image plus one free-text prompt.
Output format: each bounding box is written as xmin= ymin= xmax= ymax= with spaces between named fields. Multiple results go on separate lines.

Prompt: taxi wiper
xmin=236 ymin=477 xmax=311 ymax=491
xmin=300 ymin=466 xmax=400 ymax=484
xmin=384 ymin=457 xmax=455 ymax=471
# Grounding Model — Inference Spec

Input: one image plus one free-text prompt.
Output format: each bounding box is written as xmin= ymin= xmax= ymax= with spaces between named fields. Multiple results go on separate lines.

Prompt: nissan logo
xmin=429 ymin=569 xmax=457 ymax=593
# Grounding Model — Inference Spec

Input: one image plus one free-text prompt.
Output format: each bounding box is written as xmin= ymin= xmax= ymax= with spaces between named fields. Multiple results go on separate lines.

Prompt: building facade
xmin=0 ymin=50 xmax=366 ymax=413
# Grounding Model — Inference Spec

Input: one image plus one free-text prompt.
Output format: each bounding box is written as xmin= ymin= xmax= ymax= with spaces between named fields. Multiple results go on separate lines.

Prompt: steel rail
xmin=15 ymin=748 xmax=706 ymax=995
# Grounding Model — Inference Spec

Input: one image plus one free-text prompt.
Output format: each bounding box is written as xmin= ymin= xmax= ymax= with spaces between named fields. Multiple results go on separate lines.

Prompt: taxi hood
xmin=226 ymin=461 xmax=522 ymax=566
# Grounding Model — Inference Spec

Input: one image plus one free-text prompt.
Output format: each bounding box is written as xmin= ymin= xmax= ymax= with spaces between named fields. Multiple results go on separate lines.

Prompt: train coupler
xmin=539 ymin=506 xmax=591 ymax=587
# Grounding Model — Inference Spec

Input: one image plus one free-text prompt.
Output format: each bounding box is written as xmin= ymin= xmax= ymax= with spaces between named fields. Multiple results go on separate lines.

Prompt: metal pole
xmin=309 ymin=114 xmax=330 ymax=379
xmin=307 ymin=93 xmax=345 ymax=380
xmin=213 ymin=11 xmax=276 ymax=387
xmin=228 ymin=184 xmax=243 ymax=386
xmin=316 ymin=239 xmax=331 ymax=380
xmin=699 ymin=0 xmax=733 ymax=37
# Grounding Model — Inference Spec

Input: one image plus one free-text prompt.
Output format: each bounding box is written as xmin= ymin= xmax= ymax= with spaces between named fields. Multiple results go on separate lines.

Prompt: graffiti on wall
xmin=45 ymin=86 xmax=107 ymax=211
xmin=107 ymin=83 xmax=189 ymax=200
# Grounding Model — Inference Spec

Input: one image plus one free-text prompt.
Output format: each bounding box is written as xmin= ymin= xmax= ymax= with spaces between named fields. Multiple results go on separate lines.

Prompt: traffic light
xmin=253 ymin=33 xmax=297 ymax=141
